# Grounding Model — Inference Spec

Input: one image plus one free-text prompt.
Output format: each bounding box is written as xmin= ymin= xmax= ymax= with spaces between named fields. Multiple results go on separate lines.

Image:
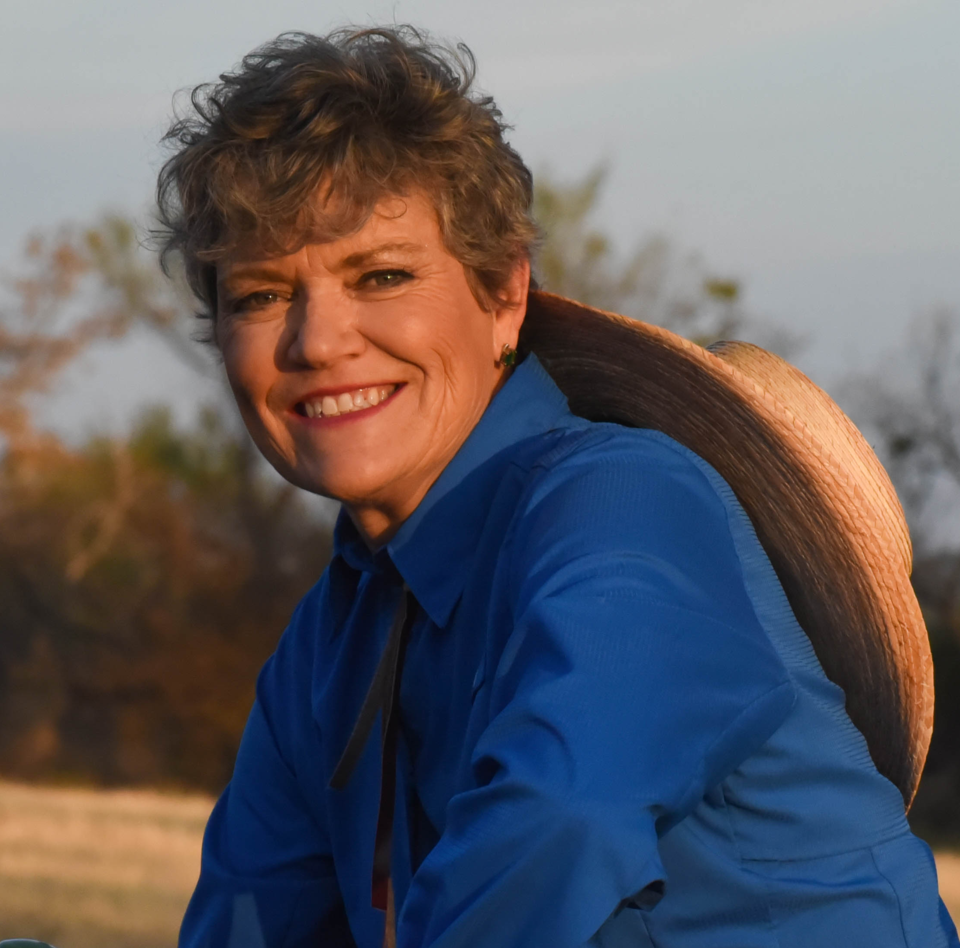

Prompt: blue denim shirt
xmin=180 ymin=354 xmax=958 ymax=948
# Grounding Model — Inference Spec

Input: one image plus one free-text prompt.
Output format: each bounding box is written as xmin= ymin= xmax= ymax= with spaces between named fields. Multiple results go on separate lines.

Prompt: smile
xmin=297 ymin=384 xmax=399 ymax=419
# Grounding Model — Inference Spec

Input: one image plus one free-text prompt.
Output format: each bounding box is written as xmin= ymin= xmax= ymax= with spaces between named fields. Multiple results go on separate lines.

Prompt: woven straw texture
xmin=520 ymin=290 xmax=934 ymax=808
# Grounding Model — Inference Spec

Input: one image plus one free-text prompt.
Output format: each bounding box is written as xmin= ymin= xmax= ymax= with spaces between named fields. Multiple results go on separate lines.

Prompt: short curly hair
xmin=155 ymin=26 xmax=538 ymax=322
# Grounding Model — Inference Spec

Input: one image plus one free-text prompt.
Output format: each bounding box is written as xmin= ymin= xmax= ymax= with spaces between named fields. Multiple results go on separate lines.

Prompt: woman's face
xmin=215 ymin=191 xmax=529 ymax=545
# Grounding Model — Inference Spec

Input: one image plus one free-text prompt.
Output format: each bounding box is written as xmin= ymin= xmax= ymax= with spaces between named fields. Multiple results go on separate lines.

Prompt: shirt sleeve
xmin=179 ymin=591 xmax=355 ymax=948
xmin=397 ymin=431 xmax=798 ymax=948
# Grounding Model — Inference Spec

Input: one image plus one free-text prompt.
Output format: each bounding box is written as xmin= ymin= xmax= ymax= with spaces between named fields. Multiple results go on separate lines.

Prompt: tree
xmin=0 ymin=217 xmax=207 ymax=451
xmin=846 ymin=310 xmax=960 ymax=550
xmin=532 ymin=165 xmax=797 ymax=354
xmin=0 ymin=221 xmax=333 ymax=791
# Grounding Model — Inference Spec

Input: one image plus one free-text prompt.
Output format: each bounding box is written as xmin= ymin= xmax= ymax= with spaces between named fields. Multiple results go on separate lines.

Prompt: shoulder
xmin=487 ymin=423 xmax=798 ymax=793
xmin=504 ymin=423 xmax=754 ymax=609
xmin=507 ymin=421 xmax=737 ymax=523
xmin=519 ymin=422 xmax=733 ymax=505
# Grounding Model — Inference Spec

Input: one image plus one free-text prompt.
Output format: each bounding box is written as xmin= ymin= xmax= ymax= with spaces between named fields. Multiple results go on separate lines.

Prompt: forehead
xmin=334 ymin=191 xmax=440 ymax=251
xmin=219 ymin=189 xmax=444 ymax=271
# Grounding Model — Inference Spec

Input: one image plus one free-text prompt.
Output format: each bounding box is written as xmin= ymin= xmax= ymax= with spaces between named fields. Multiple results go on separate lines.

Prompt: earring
xmin=497 ymin=343 xmax=517 ymax=368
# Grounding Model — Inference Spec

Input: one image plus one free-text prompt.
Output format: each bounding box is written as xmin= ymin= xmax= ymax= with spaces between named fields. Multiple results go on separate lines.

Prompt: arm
xmin=180 ymin=591 xmax=355 ymax=948
xmin=398 ymin=432 xmax=797 ymax=948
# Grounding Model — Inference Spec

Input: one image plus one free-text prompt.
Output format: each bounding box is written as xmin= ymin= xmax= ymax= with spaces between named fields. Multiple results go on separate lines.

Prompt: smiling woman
xmin=212 ymin=192 xmax=528 ymax=544
xmin=154 ymin=24 xmax=957 ymax=948
xmin=157 ymin=28 xmax=535 ymax=546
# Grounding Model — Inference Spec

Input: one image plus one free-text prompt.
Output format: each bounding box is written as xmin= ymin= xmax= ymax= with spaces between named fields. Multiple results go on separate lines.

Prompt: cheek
xmin=433 ymin=304 xmax=496 ymax=388
xmin=367 ymin=285 xmax=492 ymax=377
xmin=219 ymin=329 xmax=273 ymax=413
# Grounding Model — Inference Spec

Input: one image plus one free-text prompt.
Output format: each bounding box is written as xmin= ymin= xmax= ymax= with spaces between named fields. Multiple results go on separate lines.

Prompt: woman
xmin=158 ymin=27 xmax=957 ymax=948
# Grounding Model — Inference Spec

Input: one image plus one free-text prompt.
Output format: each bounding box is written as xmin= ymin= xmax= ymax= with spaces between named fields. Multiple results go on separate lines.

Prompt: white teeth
xmin=302 ymin=384 xmax=397 ymax=419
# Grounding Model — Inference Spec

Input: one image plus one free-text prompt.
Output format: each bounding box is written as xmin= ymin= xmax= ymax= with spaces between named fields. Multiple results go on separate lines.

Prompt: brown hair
xmin=155 ymin=26 xmax=538 ymax=321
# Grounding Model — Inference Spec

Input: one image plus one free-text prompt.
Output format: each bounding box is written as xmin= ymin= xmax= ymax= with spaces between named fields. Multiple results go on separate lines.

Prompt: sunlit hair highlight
xmin=155 ymin=26 xmax=538 ymax=323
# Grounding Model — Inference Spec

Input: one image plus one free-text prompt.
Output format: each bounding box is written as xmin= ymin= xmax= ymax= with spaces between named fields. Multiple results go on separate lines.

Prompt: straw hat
xmin=520 ymin=289 xmax=934 ymax=808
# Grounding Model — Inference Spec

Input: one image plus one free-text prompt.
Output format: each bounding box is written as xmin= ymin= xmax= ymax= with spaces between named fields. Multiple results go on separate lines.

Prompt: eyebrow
xmin=218 ymin=241 xmax=427 ymax=288
xmin=217 ymin=264 xmax=291 ymax=288
xmin=338 ymin=241 xmax=425 ymax=268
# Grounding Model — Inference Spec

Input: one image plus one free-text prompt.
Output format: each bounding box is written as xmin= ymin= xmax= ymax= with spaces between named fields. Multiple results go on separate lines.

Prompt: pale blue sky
xmin=2 ymin=0 xmax=958 ymax=428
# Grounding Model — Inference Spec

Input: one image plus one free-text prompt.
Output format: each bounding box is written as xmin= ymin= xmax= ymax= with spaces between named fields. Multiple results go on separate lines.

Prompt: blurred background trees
xmin=0 ymin=219 xmax=332 ymax=791
xmin=531 ymin=165 xmax=799 ymax=355
xmin=0 ymin=167 xmax=957 ymax=839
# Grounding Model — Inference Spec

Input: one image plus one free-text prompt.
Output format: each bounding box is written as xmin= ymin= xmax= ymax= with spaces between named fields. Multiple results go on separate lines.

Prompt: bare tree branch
xmin=0 ymin=217 xmax=214 ymax=451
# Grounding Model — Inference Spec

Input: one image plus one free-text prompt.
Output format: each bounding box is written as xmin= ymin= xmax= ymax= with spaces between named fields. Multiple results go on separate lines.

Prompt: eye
xmin=360 ymin=269 xmax=414 ymax=290
xmin=224 ymin=289 xmax=288 ymax=315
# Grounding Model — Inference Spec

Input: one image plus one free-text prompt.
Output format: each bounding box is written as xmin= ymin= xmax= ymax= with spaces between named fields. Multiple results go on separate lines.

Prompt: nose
xmin=284 ymin=287 xmax=365 ymax=368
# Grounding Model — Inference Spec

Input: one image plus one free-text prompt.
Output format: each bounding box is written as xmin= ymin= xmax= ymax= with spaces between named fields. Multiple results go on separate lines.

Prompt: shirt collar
xmin=332 ymin=354 xmax=576 ymax=625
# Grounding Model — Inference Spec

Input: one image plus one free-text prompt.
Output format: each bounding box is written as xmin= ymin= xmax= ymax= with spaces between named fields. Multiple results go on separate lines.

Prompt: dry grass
xmin=938 ymin=852 xmax=960 ymax=929
xmin=0 ymin=780 xmax=210 ymax=948
xmin=0 ymin=780 xmax=957 ymax=946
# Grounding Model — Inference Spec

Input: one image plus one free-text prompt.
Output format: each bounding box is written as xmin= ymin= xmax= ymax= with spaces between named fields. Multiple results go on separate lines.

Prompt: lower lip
xmin=291 ymin=385 xmax=403 ymax=428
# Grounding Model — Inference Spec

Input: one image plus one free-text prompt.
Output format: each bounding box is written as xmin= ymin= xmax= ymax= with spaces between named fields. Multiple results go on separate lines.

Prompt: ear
xmin=491 ymin=256 xmax=531 ymax=359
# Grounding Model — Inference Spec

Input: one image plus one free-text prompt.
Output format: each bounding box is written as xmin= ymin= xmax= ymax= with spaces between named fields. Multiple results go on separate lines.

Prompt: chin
xmin=288 ymin=462 xmax=387 ymax=506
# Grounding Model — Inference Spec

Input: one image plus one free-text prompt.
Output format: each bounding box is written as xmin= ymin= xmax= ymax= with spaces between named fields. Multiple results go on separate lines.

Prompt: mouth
xmin=294 ymin=384 xmax=400 ymax=419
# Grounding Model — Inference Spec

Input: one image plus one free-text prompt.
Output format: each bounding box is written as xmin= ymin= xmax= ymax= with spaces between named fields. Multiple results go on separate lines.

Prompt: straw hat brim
xmin=520 ymin=289 xmax=934 ymax=808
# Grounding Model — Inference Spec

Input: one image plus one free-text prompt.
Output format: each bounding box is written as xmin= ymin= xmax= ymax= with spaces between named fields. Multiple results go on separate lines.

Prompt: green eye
xmin=365 ymin=269 xmax=413 ymax=288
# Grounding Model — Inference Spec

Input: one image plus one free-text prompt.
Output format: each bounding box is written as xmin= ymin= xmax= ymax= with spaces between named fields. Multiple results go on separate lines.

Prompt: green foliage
xmin=128 ymin=407 xmax=244 ymax=495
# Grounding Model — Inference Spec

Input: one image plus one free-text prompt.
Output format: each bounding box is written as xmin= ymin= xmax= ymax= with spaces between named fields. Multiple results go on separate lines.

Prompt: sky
xmin=2 ymin=0 xmax=959 ymax=432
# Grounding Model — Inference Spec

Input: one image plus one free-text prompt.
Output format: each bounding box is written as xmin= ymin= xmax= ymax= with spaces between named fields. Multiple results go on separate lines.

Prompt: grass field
xmin=0 ymin=780 xmax=209 ymax=947
xmin=1 ymin=779 xmax=958 ymax=946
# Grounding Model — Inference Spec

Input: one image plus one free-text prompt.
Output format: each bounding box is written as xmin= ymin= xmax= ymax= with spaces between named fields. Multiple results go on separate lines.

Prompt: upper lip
xmin=291 ymin=382 xmax=402 ymax=406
